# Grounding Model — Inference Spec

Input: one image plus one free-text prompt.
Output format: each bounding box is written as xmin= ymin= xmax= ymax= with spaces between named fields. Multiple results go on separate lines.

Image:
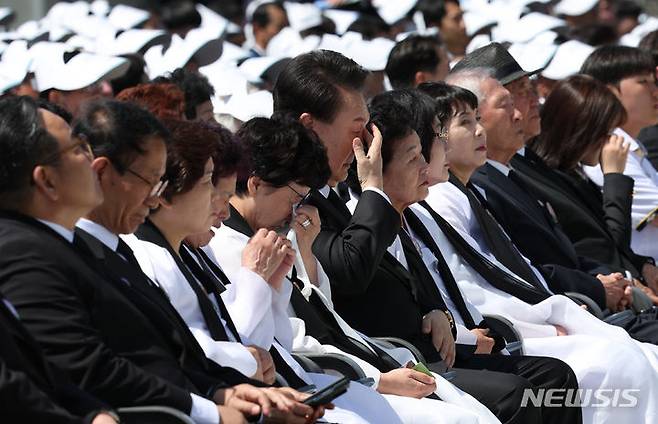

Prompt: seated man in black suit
xmin=273 ymin=49 xmax=579 ymax=424
xmin=0 ymin=96 xmax=319 ymax=424
xmin=0 ymin=294 xmax=119 ymax=424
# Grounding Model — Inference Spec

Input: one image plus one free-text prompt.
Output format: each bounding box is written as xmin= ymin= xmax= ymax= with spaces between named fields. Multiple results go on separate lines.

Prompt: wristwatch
xmin=442 ymin=309 xmax=455 ymax=331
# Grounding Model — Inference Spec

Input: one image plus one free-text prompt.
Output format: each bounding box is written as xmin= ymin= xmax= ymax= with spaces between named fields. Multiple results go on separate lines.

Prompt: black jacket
xmin=471 ymin=163 xmax=608 ymax=308
xmin=511 ymin=150 xmax=650 ymax=278
xmin=0 ymin=211 xmax=234 ymax=414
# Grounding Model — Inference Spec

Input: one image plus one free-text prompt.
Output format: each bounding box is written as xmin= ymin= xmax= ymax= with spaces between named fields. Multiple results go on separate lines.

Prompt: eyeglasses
xmin=287 ymin=184 xmax=311 ymax=208
xmin=39 ymin=138 xmax=94 ymax=165
xmin=125 ymin=168 xmax=169 ymax=198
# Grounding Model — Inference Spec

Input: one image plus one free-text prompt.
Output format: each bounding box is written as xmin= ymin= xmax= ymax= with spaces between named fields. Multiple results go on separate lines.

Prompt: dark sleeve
xmin=312 ymin=190 xmax=401 ymax=295
xmin=576 ymin=255 xmax=615 ymax=276
xmin=0 ymin=357 xmax=84 ymax=424
xmin=600 ymin=173 xmax=634 ymax=252
xmin=0 ymin=254 xmax=194 ymax=414
xmin=539 ymin=264 xmax=607 ymax=310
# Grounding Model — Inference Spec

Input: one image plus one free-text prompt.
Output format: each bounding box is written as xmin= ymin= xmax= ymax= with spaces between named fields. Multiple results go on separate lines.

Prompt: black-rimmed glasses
xmin=287 ymin=184 xmax=311 ymax=208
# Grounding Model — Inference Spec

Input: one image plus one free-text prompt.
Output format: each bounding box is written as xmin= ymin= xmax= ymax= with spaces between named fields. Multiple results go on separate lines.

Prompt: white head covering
xmin=34 ymin=50 xmax=129 ymax=92
xmin=218 ymin=90 xmax=273 ymax=123
xmin=372 ymin=0 xmax=416 ymax=25
xmin=324 ymin=10 xmax=359 ymax=35
xmin=107 ymin=4 xmax=150 ymax=30
xmin=492 ymin=13 xmax=565 ymax=43
xmin=541 ymin=40 xmax=595 ymax=81
xmin=284 ymin=2 xmax=322 ymax=32
xmin=553 ymin=0 xmax=599 ymax=17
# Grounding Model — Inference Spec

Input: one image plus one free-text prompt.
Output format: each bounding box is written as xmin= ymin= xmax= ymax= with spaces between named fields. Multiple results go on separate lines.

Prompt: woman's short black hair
xmin=385 ymin=35 xmax=445 ymax=90
xmin=155 ymin=68 xmax=215 ymax=120
xmin=367 ymin=90 xmax=416 ymax=172
xmin=418 ymin=81 xmax=478 ymax=129
xmin=234 ymin=114 xmax=331 ymax=195
xmin=72 ymin=99 xmax=169 ymax=173
xmin=581 ymin=45 xmax=655 ymax=86
xmin=0 ymin=96 xmax=61 ymax=206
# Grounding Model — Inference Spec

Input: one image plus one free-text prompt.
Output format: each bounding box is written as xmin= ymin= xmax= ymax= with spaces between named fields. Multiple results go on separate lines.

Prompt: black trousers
xmin=451 ymin=354 xmax=581 ymax=424
xmin=620 ymin=307 xmax=658 ymax=344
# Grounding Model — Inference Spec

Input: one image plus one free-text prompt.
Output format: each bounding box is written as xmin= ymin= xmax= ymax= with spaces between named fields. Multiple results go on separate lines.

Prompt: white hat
xmin=345 ymin=37 xmax=395 ymax=72
xmin=108 ymin=4 xmax=150 ymax=30
xmin=463 ymin=10 xmax=499 ymax=37
xmin=146 ymin=31 xmax=222 ymax=78
xmin=199 ymin=62 xmax=248 ymax=97
xmin=15 ymin=20 xmax=49 ymax=43
xmin=372 ymin=0 xmax=416 ymax=25
xmin=554 ymin=0 xmax=599 ymax=17
xmin=620 ymin=16 xmax=658 ymax=47
xmin=466 ymin=34 xmax=491 ymax=54
xmin=45 ymin=1 xmax=90 ymax=27
xmin=0 ymin=7 xmax=14 ymax=26
xmin=508 ymin=35 xmax=558 ymax=73
xmin=541 ymin=40 xmax=595 ymax=81
xmin=107 ymin=29 xmax=170 ymax=56
xmin=216 ymin=41 xmax=249 ymax=66
xmin=324 ymin=10 xmax=359 ymax=35
xmin=239 ymin=56 xmax=284 ymax=83
xmin=35 ymin=51 xmax=129 ymax=92
xmin=395 ymin=27 xmax=439 ymax=43
xmin=266 ymin=27 xmax=319 ymax=57
xmin=492 ymin=13 xmax=565 ymax=43
xmin=0 ymin=40 xmax=31 ymax=94
xmin=218 ymin=90 xmax=273 ymax=123
xmin=196 ymin=4 xmax=229 ymax=37
xmin=284 ymin=2 xmax=322 ymax=32
xmin=90 ymin=0 xmax=110 ymax=17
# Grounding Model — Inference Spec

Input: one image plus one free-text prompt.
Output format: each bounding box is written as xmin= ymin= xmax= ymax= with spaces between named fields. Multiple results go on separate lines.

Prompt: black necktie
xmin=404 ymin=209 xmax=477 ymax=329
xmin=464 ymin=180 xmax=546 ymax=291
xmin=178 ymin=246 xmax=232 ymax=342
xmin=116 ymin=238 xmax=142 ymax=270
xmin=327 ymin=189 xmax=352 ymax=219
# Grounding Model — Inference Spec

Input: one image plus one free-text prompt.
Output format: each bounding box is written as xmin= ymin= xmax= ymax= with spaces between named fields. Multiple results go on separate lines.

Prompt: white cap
xmin=106 ymin=29 xmax=170 ymax=56
xmin=324 ymin=10 xmax=359 ymax=35
xmin=15 ymin=20 xmax=49 ymax=42
xmin=196 ymin=4 xmax=229 ymax=37
xmin=218 ymin=90 xmax=273 ymax=123
xmin=147 ymin=30 xmax=223 ymax=78
xmin=372 ymin=0 xmax=416 ymax=25
xmin=554 ymin=0 xmax=599 ymax=17
xmin=216 ymin=41 xmax=250 ymax=66
xmin=45 ymin=1 xmax=90 ymax=27
xmin=395 ymin=27 xmax=439 ymax=43
xmin=508 ymin=34 xmax=558 ymax=73
xmin=266 ymin=27 xmax=320 ymax=57
xmin=620 ymin=16 xmax=658 ymax=47
xmin=541 ymin=40 xmax=595 ymax=81
xmin=35 ymin=51 xmax=129 ymax=92
xmin=239 ymin=56 xmax=284 ymax=83
xmin=492 ymin=12 xmax=565 ymax=43
xmin=90 ymin=0 xmax=110 ymax=17
xmin=108 ymin=4 xmax=150 ymax=30
xmin=463 ymin=10 xmax=499 ymax=37
xmin=284 ymin=2 xmax=322 ymax=32
xmin=0 ymin=40 xmax=31 ymax=94
xmin=0 ymin=7 xmax=14 ymax=25
xmin=466 ymin=34 xmax=492 ymax=54
xmin=199 ymin=62 xmax=248 ymax=97
xmin=345 ymin=37 xmax=395 ymax=72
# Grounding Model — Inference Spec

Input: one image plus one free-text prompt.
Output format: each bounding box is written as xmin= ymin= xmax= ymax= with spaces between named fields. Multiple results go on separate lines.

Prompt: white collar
xmin=517 ymin=146 xmax=526 ymax=157
xmin=486 ymin=159 xmax=511 ymax=177
xmin=318 ymin=185 xmax=331 ymax=199
xmin=38 ymin=219 xmax=74 ymax=243
xmin=75 ymin=218 xmax=120 ymax=251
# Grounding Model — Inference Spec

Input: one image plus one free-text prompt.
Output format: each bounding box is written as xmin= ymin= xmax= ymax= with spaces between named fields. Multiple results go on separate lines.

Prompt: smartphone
xmin=303 ymin=377 xmax=350 ymax=407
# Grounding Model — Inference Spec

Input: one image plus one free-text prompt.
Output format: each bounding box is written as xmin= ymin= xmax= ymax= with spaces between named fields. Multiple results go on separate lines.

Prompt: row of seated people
xmin=2 ymin=45 xmax=658 ymax=424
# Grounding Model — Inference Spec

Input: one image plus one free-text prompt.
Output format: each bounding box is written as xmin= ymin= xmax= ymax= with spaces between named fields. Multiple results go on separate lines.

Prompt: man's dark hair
xmin=111 ymin=53 xmax=148 ymax=96
xmin=234 ymin=114 xmax=331 ymax=195
xmin=581 ymin=45 xmax=655 ymax=86
xmin=415 ymin=0 xmax=459 ymax=27
xmin=72 ymin=99 xmax=169 ymax=173
xmin=36 ymin=98 xmax=73 ymax=124
xmin=156 ymin=68 xmax=215 ymax=120
xmin=161 ymin=0 xmax=202 ymax=32
xmin=251 ymin=1 xmax=285 ymax=27
xmin=569 ymin=23 xmax=618 ymax=46
xmin=418 ymin=81 xmax=478 ymax=131
xmin=346 ymin=14 xmax=391 ymax=40
xmin=273 ymin=49 xmax=369 ymax=122
xmin=367 ymin=90 xmax=417 ymax=171
xmin=615 ymin=0 xmax=643 ymax=21
xmin=0 ymin=96 xmax=60 ymax=206
xmin=385 ymin=35 xmax=444 ymax=90
xmin=639 ymin=30 xmax=658 ymax=67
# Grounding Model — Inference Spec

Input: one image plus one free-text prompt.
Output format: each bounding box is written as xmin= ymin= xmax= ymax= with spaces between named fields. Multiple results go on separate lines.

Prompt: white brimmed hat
xmin=35 ymin=51 xmax=129 ymax=92
xmin=541 ymin=40 xmax=595 ymax=81
xmin=107 ymin=4 xmax=150 ymax=30
xmin=554 ymin=0 xmax=599 ymax=17
xmin=492 ymin=12 xmax=566 ymax=43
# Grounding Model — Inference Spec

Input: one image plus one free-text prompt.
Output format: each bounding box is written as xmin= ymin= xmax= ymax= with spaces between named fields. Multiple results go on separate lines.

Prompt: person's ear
xmin=414 ymin=71 xmax=428 ymax=86
xmin=247 ymin=175 xmax=262 ymax=196
xmin=91 ymin=157 xmax=111 ymax=187
xmin=299 ymin=113 xmax=314 ymax=129
xmin=32 ymin=165 xmax=59 ymax=202
xmin=47 ymin=90 xmax=61 ymax=105
xmin=606 ymin=83 xmax=622 ymax=98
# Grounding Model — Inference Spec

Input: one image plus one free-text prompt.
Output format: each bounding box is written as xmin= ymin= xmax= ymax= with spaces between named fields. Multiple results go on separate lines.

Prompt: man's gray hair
xmin=445 ymin=67 xmax=497 ymax=103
